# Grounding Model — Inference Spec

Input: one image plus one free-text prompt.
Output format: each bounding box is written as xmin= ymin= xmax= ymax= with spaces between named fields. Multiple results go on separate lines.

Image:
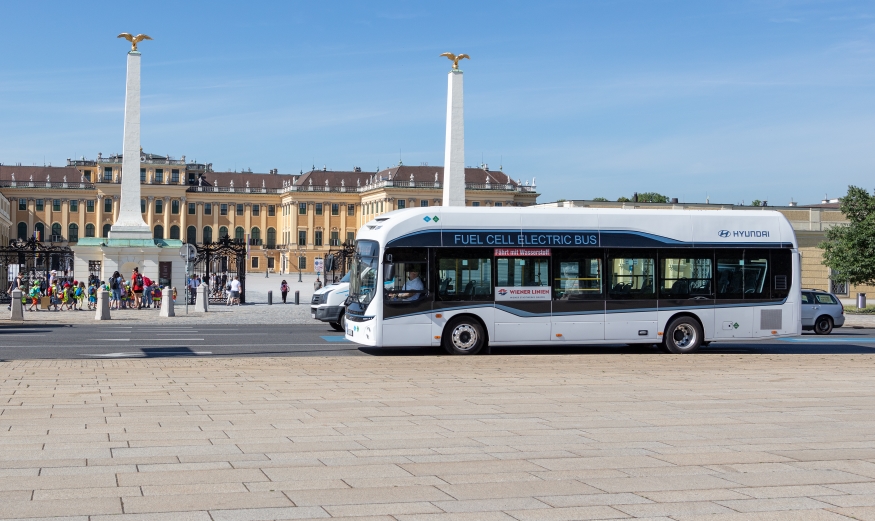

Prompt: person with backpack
xmin=109 ymin=271 xmax=123 ymax=310
xmin=142 ymin=275 xmax=153 ymax=308
xmin=87 ymin=282 xmax=97 ymax=310
xmin=130 ymin=267 xmax=145 ymax=309
xmin=280 ymin=280 xmax=289 ymax=304
xmin=76 ymin=282 xmax=86 ymax=310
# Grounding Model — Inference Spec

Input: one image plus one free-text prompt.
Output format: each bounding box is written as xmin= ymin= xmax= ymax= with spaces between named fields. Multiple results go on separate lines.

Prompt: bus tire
xmin=814 ymin=315 xmax=833 ymax=335
xmin=443 ymin=317 xmax=485 ymax=355
xmin=663 ymin=316 xmax=703 ymax=354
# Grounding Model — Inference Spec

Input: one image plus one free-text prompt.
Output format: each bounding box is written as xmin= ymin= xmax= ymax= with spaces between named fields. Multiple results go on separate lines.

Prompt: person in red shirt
xmin=142 ymin=275 xmax=154 ymax=308
xmin=130 ymin=267 xmax=145 ymax=309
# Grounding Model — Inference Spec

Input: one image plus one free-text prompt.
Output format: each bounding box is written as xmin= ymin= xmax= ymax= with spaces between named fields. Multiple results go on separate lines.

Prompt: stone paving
xmin=2 ymin=354 xmax=875 ymax=520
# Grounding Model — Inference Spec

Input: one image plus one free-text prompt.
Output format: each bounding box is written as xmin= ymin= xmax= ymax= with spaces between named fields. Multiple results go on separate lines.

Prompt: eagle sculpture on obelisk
xmin=440 ymin=53 xmax=469 ymax=207
xmin=109 ymin=32 xmax=153 ymax=239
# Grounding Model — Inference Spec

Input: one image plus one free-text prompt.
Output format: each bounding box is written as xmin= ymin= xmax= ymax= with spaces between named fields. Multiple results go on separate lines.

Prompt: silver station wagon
xmin=801 ymin=290 xmax=845 ymax=334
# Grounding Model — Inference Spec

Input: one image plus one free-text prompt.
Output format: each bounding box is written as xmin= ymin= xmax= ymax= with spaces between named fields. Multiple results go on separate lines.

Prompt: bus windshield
xmin=349 ymin=240 xmax=379 ymax=307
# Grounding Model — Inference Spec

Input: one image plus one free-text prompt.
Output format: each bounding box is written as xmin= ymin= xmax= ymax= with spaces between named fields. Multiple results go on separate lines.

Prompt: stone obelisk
xmin=110 ymin=36 xmax=152 ymax=239
xmin=441 ymin=53 xmax=468 ymax=207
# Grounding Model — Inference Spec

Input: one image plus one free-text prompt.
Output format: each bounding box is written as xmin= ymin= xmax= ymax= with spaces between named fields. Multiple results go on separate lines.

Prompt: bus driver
xmin=394 ymin=268 xmax=424 ymax=301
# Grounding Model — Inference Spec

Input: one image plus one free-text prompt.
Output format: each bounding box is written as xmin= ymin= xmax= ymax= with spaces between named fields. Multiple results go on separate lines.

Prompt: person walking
xmin=142 ymin=275 xmax=153 ymax=308
xmin=131 ymin=267 xmax=144 ymax=309
xmin=6 ymin=271 xmax=23 ymax=310
xmin=280 ymin=280 xmax=289 ymax=304
xmin=109 ymin=271 xmax=123 ymax=310
xmin=229 ymin=276 xmax=241 ymax=306
xmin=314 ymin=277 xmax=322 ymax=291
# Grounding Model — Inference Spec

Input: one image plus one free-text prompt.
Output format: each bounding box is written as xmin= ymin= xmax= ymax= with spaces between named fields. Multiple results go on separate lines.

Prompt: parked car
xmin=311 ymin=272 xmax=350 ymax=332
xmin=801 ymin=289 xmax=845 ymax=334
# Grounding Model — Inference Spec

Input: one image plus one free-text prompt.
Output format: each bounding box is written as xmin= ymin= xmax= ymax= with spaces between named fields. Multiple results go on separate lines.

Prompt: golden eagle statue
xmin=440 ymin=52 xmax=470 ymax=70
xmin=117 ymin=33 xmax=153 ymax=52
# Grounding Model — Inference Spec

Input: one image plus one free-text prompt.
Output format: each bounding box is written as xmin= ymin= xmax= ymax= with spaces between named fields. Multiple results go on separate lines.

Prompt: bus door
xmin=381 ymin=247 xmax=432 ymax=346
xmin=434 ymin=248 xmax=496 ymax=346
xmin=493 ymin=249 xmax=552 ymax=342
xmin=551 ymin=249 xmax=605 ymax=341
xmin=657 ymin=251 xmax=715 ymax=337
xmin=605 ymin=250 xmax=658 ymax=341
xmin=712 ymin=249 xmax=754 ymax=338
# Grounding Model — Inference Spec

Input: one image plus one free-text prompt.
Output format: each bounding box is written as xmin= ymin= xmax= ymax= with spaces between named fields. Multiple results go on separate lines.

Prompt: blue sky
xmin=1 ymin=1 xmax=873 ymax=205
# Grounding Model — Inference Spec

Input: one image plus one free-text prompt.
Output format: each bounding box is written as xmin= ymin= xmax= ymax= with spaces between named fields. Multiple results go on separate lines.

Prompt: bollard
xmin=268 ymin=290 xmax=273 ymax=305
xmin=294 ymin=290 xmax=299 ymax=305
xmin=858 ymin=293 xmax=867 ymax=309
xmin=160 ymin=287 xmax=175 ymax=317
xmin=95 ymin=290 xmax=111 ymax=320
xmin=194 ymin=283 xmax=209 ymax=312
xmin=10 ymin=289 xmax=24 ymax=321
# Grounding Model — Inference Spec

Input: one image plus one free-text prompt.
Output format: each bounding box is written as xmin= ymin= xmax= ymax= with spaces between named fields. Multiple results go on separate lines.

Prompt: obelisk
xmin=110 ymin=34 xmax=152 ymax=239
xmin=441 ymin=53 xmax=469 ymax=207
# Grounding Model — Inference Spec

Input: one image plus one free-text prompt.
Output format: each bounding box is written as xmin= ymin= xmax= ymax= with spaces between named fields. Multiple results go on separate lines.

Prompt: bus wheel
xmin=663 ymin=317 xmax=703 ymax=354
xmin=329 ymin=321 xmax=344 ymax=332
xmin=443 ymin=318 xmax=485 ymax=355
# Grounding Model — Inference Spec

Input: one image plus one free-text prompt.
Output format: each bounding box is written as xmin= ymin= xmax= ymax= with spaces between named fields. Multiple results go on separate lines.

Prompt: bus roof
xmin=357 ymin=206 xmax=797 ymax=250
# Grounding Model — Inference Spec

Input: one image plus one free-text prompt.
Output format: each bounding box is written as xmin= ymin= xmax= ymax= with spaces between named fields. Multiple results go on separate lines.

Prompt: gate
xmin=0 ymin=238 xmax=75 ymax=303
xmin=190 ymin=236 xmax=248 ymax=304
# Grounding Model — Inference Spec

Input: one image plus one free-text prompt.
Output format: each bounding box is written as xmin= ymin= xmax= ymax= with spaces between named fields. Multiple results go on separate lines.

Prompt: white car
xmin=311 ymin=272 xmax=350 ymax=331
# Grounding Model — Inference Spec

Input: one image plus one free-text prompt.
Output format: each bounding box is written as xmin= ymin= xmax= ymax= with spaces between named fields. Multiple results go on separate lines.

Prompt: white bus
xmin=345 ymin=207 xmax=801 ymax=354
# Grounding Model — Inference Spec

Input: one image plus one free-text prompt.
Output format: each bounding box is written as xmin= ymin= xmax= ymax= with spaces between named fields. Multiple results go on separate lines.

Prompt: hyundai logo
xmin=718 ymin=230 xmax=731 ymax=238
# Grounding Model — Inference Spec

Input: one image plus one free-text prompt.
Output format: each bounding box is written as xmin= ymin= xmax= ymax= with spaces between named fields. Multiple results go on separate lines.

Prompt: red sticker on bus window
xmin=494 ymin=248 xmax=551 ymax=257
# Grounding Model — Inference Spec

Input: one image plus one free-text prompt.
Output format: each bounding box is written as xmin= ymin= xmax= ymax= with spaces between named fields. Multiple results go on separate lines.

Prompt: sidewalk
xmin=2 ymin=354 xmax=875 ymax=520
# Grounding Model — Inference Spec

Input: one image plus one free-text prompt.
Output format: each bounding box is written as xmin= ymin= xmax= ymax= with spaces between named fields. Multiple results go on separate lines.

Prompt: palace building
xmin=0 ymin=154 xmax=538 ymax=276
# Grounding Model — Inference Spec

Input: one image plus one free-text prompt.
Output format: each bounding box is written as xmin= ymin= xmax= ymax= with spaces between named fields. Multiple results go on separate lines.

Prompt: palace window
xmin=220 ymin=203 xmax=228 ymax=215
xmin=70 ymin=200 xmax=78 ymax=212
xmin=298 ymin=230 xmax=306 ymax=246
xmin=155 ymin=199 xmax=163 ymax=214
xmin=188 ymin=202 xmax=196 ymax=215
xmin=252 ymin=204 xmax=260 ymax=216
xmin=235 ymin=226 xmax=244 ymax=240
xmin=171 ymin=169 xmax=179 ymax=184
xmin=236 ymin=204 xmax=243 ymax=216
xmin=219 ymin=226 xmax=228 ymax=238
xmin=471 ymin=201 xmax=480 ymax=207
xmin=153 ymin=225 xmax=163 ymax=239
xmin=155 ymin=169 xmax=164 ymax=183
xmin=18 ymin=199 xmax=26 ymax=211
xmin=102 ymin=224 xmax=111 ymax=238
xmin=495 ymin=202 xmax=503 ymax=207
xmin=314 ymin=230 xmax=323 ymax=246
xmin=85 ymin=223 xmax=95 ymax=238
xmin=103 ymin=167 xmax=112 ymax=181
xmin=331 ymin=203 xmax=339 ymax=216
xmin=330 ymin=231 xmax=339 ymax=246
xmin=169 ymin=225 xmax=180 ymax=240
xmin=299 ymin=203 xmax=307 ymax=215
xmin=171 ymin=200 xmax=180 ymax=214
xmin=420 ymin=200 xmax=428 ymax=207
xmin=203 ymin=226 xmax=213 ymax=243
xmin=268 ymin=205 xmax=275 ymax=216
xmin=104 ymin=198 xmax=113 ymax=213
xmin=187 ymin=226 xmax=197 ymax=244
xmin=347 ymin=204 xmax=355 ymax=216
xmin=252 ymin=256 xmax=259 ymax=269
xmin=346 ymin=231 xmax=355 ymax=244
xmin=82 ymin=170 xmax=92 ymax=182
xmin=141 ymin=199 xmax=146 ymax=213
xmin=266 ymin=228 xmax=276 ymax=248
xmin=86 ymin=200 xmax=95 ymax=213
xmin=315 ymin=203 xmax=323 ymax=216
xmin=298 ymin=256 xmax=307 ymax=270
xmin=140 ymin=168 xmax=146 ymax=182
xmin=36 ymin=199 xmax=44 ymax=211
xmin=398 ymin=200 xmax=406 ymax=209
xmin=204 ymin=203 xmax=212 ymax=215
xmin=53 ymin=199 xmax=61 ymax=212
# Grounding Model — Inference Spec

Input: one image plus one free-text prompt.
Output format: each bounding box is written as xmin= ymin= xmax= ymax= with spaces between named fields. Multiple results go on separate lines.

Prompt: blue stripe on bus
xmin=383 ymin=299 xmax=790 ymax=320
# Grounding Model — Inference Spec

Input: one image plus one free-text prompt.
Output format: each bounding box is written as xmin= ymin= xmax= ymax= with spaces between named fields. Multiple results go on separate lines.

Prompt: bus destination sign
xmin=494 ymin=248 xmax=551 ymax=257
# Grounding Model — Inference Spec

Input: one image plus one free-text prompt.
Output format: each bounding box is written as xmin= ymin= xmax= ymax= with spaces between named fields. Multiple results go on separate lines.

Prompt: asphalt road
xmin=2 ymin=323 xmax=875 ymax=360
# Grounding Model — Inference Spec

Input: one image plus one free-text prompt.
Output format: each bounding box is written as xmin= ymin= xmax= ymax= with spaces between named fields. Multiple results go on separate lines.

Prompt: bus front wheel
xmin=443 ymin=317 xmax=485 ymax=355
xmin=663 ymin=316 xmax=703 ymax=354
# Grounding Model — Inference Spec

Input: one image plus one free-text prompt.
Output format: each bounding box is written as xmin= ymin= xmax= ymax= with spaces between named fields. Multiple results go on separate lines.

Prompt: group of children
xmin=25 ymin=279 xmax=97 ymax=311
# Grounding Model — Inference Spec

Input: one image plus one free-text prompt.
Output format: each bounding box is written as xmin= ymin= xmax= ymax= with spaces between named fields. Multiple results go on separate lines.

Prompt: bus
xmin=345 ymin=207 xmax=801 ymax=354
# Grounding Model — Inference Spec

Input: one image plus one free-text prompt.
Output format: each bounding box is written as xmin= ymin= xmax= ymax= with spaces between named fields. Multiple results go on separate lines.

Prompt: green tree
xmin=617 ymin=196 xmax=632 ymax=202
xmin=820 ymin=186 xmax=875 ymax=286
xmin=750 ymin=199 xmax=762 ymax=207
xmin=637 ymin=192 xmax=669 ymax=203
xmin=592 ymin=197 xmax=608 ymax=202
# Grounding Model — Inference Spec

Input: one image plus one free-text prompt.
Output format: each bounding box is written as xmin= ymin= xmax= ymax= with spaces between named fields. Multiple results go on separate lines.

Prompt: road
xmin=1 ymin=324 xmax=875 ymax=359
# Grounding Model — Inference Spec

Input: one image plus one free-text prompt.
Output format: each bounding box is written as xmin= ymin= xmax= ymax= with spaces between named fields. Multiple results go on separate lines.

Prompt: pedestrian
xmin=229 ymin=276 xmax=241 ymax=306
xmin=27 ymin=282 xmax=40 ymax=311
xmin=131 ymin=267 xmax=144 ymax=309
xmin=152 ymin=284 xmax=162 ymax=309
xmin=87 ymin=281 xmax=97 ymax=310
xmin=109 ymin=271 xmax=123 ymax=310
xmin=314 ymin=277 xmax=322 ymax=291
xmin=6 ymin=271 xmax=23 ymax=310
xmin=172 ymin=287 xmax=178 ymax=302
xmin=77 ymin=282 xmax=86 ymax=310
xmin=142 ymin=275 xmax=153 ymax=308
xmin=280 ymin=280 xmax=289 ymax=304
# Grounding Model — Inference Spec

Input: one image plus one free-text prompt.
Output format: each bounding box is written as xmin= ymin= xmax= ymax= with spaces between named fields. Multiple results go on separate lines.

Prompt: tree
xmin=637 ymin=192 xmax=668 ymax=203
xmin=592 ymin=197 xmax=608 ymax=202
xmin=617 ymin=196 xmax=631 ymax=202
xmin=750 ymin=199 xmax=762 ymax=207
xmin=820 ymin=186 xmax=875 ymax=286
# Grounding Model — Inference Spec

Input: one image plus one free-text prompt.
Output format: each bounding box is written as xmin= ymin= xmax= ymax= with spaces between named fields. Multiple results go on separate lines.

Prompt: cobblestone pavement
xmin=2 ymin=354 xmax=875 ymax=520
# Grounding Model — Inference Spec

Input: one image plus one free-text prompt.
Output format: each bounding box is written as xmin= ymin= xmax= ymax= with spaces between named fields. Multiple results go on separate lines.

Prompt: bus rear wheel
xmin=443 ymin=317 xmax=485 ymax=355
xmin=663 ymin=317 xmax=703 ymax=354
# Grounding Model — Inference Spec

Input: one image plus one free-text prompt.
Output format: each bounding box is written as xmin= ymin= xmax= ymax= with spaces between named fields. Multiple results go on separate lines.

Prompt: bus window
xmin=716 ymin=250 xmax=769 ymax=299
xmin=553 ymin=252 xmax=602 ymax=300
xmin=743 ymin=251 xmax=769 ymax=299
xmin=607 ymin=252 xmax=655 ymax=299
xmin=437 ymin=249 xmax=493 ymax=301
xmin=659 ymin=255 xmax=713 ymax=298
xmin=497 ymin=257 xmax=549 ymax=287
xmin=384 ymin=248 xmax=428 ymax=303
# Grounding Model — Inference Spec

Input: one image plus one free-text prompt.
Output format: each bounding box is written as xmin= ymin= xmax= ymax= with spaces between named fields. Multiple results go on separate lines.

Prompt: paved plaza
xmin=2 ymin=354 xmax=875 ymax=520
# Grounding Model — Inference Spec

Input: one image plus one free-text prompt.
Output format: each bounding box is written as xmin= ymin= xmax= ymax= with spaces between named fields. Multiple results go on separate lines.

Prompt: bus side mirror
xmin=383 ymin=263 xmax=395 ymax=282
